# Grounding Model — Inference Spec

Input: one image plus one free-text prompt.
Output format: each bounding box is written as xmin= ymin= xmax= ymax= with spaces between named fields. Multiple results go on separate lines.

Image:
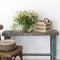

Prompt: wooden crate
xmin=34 ymin=21 xmax=52 ymax=33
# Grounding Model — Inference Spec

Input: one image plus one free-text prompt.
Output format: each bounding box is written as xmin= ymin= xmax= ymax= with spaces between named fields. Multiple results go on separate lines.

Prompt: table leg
xmin=0 ymin=57 xmax=2 ymax=60
xmin=20 ymin=51 xmax=23 ymax=60
xmin=0 ymin=36 xmax=1 ymax=40
xmin=50 ymin=36 xmax=56 ymax=60
xmin=9 ymin=57 xmax=12 ymax=60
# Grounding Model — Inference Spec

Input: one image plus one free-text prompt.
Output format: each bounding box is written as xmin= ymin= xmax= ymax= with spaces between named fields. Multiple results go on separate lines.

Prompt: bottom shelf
xmin=23 ymin=53 xmax=51 ymax=56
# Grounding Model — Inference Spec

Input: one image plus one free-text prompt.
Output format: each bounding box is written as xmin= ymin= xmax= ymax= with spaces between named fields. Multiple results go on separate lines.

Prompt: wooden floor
xmin=16 ymin=59 xmax=60 ymax=60
xmin=14 ymin=57 xmax=60 ymax=60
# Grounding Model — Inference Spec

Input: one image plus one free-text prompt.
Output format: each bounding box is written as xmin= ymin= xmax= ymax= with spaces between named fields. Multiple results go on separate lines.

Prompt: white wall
xmin=0 ymin=0 xmax=60 ymax=59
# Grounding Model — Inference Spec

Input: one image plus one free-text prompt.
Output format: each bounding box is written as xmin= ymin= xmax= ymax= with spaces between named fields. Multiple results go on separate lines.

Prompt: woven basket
xmin=0 ymin=39 xmax=16 ymax=51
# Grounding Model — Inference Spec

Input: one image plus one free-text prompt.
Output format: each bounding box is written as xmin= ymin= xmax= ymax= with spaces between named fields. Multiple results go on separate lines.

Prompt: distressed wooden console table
xmin=2 ymin=30 xmax=59 ymax=60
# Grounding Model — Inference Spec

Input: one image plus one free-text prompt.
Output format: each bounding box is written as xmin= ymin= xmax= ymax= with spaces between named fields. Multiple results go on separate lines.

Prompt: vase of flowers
xmin=14 ymin=10 xmax=39 ymax=32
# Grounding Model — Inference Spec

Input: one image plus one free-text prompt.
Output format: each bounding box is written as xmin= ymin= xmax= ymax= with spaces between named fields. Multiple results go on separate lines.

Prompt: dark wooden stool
xmin=0 ymin=45 xmax=23 ymax=60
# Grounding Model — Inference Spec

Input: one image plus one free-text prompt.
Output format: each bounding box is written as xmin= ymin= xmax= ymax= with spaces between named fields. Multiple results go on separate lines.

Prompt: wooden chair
xmin=0 ymin=24 xmax=3 ymax=30
xmin=0 ymin=24 xmax=3 ymax=40
xmin=0 ymin=45 xmax=23 ymax=60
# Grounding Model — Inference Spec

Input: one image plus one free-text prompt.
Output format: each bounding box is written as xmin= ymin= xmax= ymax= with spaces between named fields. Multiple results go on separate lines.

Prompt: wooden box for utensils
xmin=34 ymin=20 xmax=52 ymax=33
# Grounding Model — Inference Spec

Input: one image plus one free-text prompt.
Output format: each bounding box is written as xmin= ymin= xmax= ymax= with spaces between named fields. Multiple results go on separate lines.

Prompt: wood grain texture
xmin=2 ymin=30 xmax=59 ymax=36
xmin=0 ymin=24 xmax=3 ymax=30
